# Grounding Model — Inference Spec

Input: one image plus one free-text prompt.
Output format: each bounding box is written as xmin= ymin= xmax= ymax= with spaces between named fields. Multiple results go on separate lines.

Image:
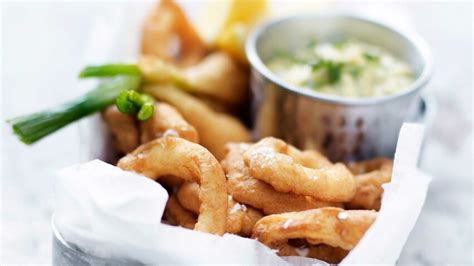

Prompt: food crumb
xmin=338 ymin=211 xmax=348 ymax=220
xmin=162 ymin=129 xmax=179 ymax=138
xmin=283 ymin=219 xmax=293 ymax=229
xmin=230 ymin=202 xmax=243 ymax=214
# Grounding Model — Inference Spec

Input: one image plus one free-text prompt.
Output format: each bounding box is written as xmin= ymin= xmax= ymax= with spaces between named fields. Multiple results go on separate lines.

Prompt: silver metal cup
xmin=246 ymin=13 xmax=432 ymax=161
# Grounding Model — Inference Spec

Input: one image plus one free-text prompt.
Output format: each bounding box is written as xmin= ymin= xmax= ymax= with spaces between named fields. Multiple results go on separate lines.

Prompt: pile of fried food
xmin=103 ymin=0 xmax=393 ymax=264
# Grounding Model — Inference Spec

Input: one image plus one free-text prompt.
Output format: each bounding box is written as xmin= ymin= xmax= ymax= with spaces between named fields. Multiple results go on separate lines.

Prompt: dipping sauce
xmin=266 ymin=39 xmax=415 ymax=98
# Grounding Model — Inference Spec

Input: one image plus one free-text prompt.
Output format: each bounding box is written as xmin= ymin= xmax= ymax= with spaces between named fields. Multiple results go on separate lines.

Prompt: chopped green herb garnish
xmin=363 ymin=52 xmax=379 ymax=62
xmin=310 ymin=60 xmax=344 ymax=84
xmin=333 ymin=38 xmax=348 ymax=49
xmin=327 ymin=62 xmax=343 ymax=84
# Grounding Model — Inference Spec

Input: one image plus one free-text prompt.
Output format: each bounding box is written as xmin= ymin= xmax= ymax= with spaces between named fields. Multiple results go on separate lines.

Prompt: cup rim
xmin=245 ymin=12 xmax=433 ymax=106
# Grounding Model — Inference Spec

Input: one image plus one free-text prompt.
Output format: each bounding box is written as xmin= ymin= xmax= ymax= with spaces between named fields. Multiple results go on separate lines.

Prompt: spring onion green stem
xmin=8 ymin=75 xmax=141 ymax=144
xmin=115 ymin=90 xmax=155 ymax=121
xmin=79 ymin=64 xmax=142 ymax=78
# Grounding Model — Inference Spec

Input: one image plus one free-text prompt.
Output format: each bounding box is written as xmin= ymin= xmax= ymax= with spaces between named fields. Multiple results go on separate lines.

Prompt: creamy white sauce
xmin=266 ymin=39 xmax=415 ymax=98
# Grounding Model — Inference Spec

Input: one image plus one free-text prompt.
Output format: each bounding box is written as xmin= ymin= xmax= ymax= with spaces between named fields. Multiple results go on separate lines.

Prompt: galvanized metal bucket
xmin=52 ymin=217 xmax=143 ymax=266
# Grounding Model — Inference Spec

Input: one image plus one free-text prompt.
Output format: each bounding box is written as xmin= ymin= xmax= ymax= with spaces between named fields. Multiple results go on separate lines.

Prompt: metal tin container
xmin=52 ymin=217 xmax=143 ymax=266
xmin=246 ymin=13 xmax=432 ymax=161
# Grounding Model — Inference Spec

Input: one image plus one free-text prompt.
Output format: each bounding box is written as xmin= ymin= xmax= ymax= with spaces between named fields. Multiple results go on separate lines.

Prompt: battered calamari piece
xmin=103 ymin=102 xmax=198 ymax=154
xmin=102 ymin=106 xmax=139 ymax=154
xmin=346 ymin=158 xmax=393 ymax=210
xmin=243 ymin=137 xmax=355 ymax=202
xmin=348 ymin=157 xmax=393 ymax=175
xmin=176 ymin=182 xmax=263 ymax=236
xmin=222 ymin=143 xmax=339 ymax=215
xmin=182 ymin=52 xmax=248 ymax=104
xmin=278 ymin=243 xmax=349 ymax=264
xmin=139 ymin=52 xmax=248 ymax=104
xmin=158 ymin=175 xmax=184 ymax=188
xmin=117 ymin=137 xmax=227 ymax=235
xmin=176 ymin=182 xmax=201 ymax=213
xmin=164 ymin=195 xmax=196 ymax=229
xmin=144 ymin=85 xmax=251 ymax=160
xmin=140 ymin=103 xmax=199 ymax=144
xmin=252 ymin=207 xmax=377 ymax=251
xmin=141 ymin=0 xmax=206 ymax=67
xmin=225 ymin=197 xmax=263 ymax=237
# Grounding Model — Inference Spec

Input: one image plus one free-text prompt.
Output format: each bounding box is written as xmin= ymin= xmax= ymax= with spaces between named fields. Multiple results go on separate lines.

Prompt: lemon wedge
xmin=195 ymin=0 xmax=268 ymax=64
xmin=194 ymin=0 xmax=333 ymax=64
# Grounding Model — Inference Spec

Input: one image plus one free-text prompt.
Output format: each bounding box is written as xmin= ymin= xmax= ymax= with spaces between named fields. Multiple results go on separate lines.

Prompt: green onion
xmin=8 ymin=75 xmax=141 ymax=144
xmin=115 ymin=90 xmax=155 ymax=121
xmin=137 ymin=103 xmax=155 ymax=121
xmin=79 ymin=64 xmax=142 ymax=78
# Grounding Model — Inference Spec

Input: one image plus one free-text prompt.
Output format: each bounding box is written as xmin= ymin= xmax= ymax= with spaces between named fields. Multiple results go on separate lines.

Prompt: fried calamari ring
xmin=117 ymin=137 xmax=227 ymax=235
xmin=139 ymin=52 xmax=248 ymax=104
xmin=243 ymin=137 xmax=355 ymax=202
xmin=252 ymin=207 xmax=377 ymax=251
xmin=348 ymin=157 xmax=393 ymax=175
xmin=141 ymin=0 xmax=206 ymax=67
xmin=140 ymin=103 xmax=199 ymax=144
xmin=222 ymin=143 xmax=339 ymax=215
xmin=182 ymin=52 xmax=248 ymax=104
xmin=158 ymin=175 xmax=184 ymax=189
xmin=346 ymin=158 xmax=393 ymax=210
xmin=104 ymin=102 xmax=198 ymax=155
xmin=175 ymin=182 xmax=201 ymax=213
xmin=164 ymin=195 xmax=196 ymax=229
xmin=176 ymin=182 xmax=263 ymax=237
xmin=225 ymin=197 xmax=263 ymax=237
xmin=279 ymin=242 xmax=349 ymax=264
xmin=144 ymin=85 xmax=251 ymax=160
xmin=102 ymin=106 xmax=139 ymax=154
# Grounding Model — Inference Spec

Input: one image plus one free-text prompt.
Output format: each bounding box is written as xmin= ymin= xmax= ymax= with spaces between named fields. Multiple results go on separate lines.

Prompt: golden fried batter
xmin=144 ymin=85 xmax=251 ymax=160
xmin=279 ymin=243 xmax=349 ymax=264
xmin=117 ymin=137 xmax=227 ymax=235
xmin=102 ymin=106 xmax=139 ymax=154
xmin=222 ymin=143 xmax=339 ymax=215
xmin=139 ymin=52 xmax=248 ymax=104
xmin=346 ymin=158 xmax=393 ymax=210
xmin=176 ymin=182 xmax=263 ymax=237
xmin=164 ymin=195 xmax=197 ymax=229
xmin=103 ymin=102 xmax=198 ymax=155
xmin=140 ymin=102 xmax=199 ymax=143
xmin=252 ymin=207 xmax=377 ymax=250
xmin=182 ymin=52 xmax=249 ymax=104
xmin=141 ymin=0 xmax=206 ymax=67
xmin=243 ymin=137 xmax=355 ymax=202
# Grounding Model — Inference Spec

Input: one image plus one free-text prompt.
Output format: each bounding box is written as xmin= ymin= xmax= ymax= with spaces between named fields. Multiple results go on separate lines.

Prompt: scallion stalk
xmin=8 ymin=75 xmax=141 ymax=144
xmin=79 ymin=64 xmax=142 ymax=78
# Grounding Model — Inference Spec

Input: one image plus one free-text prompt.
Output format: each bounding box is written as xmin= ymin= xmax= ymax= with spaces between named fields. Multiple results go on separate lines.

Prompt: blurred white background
xmin=1 ymin=1 xmax=472 ymax=264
